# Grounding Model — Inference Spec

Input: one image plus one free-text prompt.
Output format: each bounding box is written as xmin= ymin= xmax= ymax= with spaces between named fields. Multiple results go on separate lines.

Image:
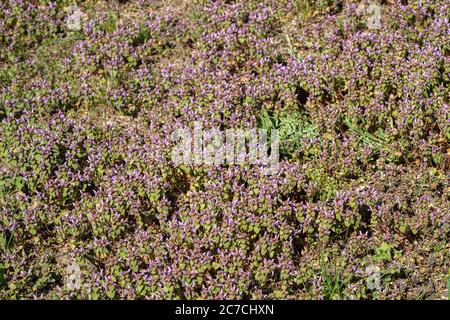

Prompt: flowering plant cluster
xmin=0 ymin=0 xmax=448 ymax=299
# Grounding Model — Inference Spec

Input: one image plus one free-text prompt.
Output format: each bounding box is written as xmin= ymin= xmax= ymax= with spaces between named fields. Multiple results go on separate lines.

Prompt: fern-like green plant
xmin=343 ymin=117 xmax=391 ymax=153
xmin=101 ymin=11 xmax=119 ymax=34
xmin=343 ymin=118 xmax=387 ymax=150
xmin=258 ymin=108 xmax=318 ymax=159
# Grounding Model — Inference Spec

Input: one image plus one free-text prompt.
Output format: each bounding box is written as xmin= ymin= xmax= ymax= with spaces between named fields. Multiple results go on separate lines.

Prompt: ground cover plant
xmin=0 ymin=0 xmax=449 ymax=299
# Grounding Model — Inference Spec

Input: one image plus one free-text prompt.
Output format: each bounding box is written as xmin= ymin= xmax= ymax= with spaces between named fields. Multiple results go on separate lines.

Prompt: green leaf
xmin=106 ymin=287 xmax=116 ymax=299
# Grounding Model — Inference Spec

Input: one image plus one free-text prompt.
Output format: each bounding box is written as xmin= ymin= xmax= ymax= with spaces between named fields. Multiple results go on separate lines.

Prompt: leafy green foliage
xmin=258 ymin=108 xmax=318 ymax=159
